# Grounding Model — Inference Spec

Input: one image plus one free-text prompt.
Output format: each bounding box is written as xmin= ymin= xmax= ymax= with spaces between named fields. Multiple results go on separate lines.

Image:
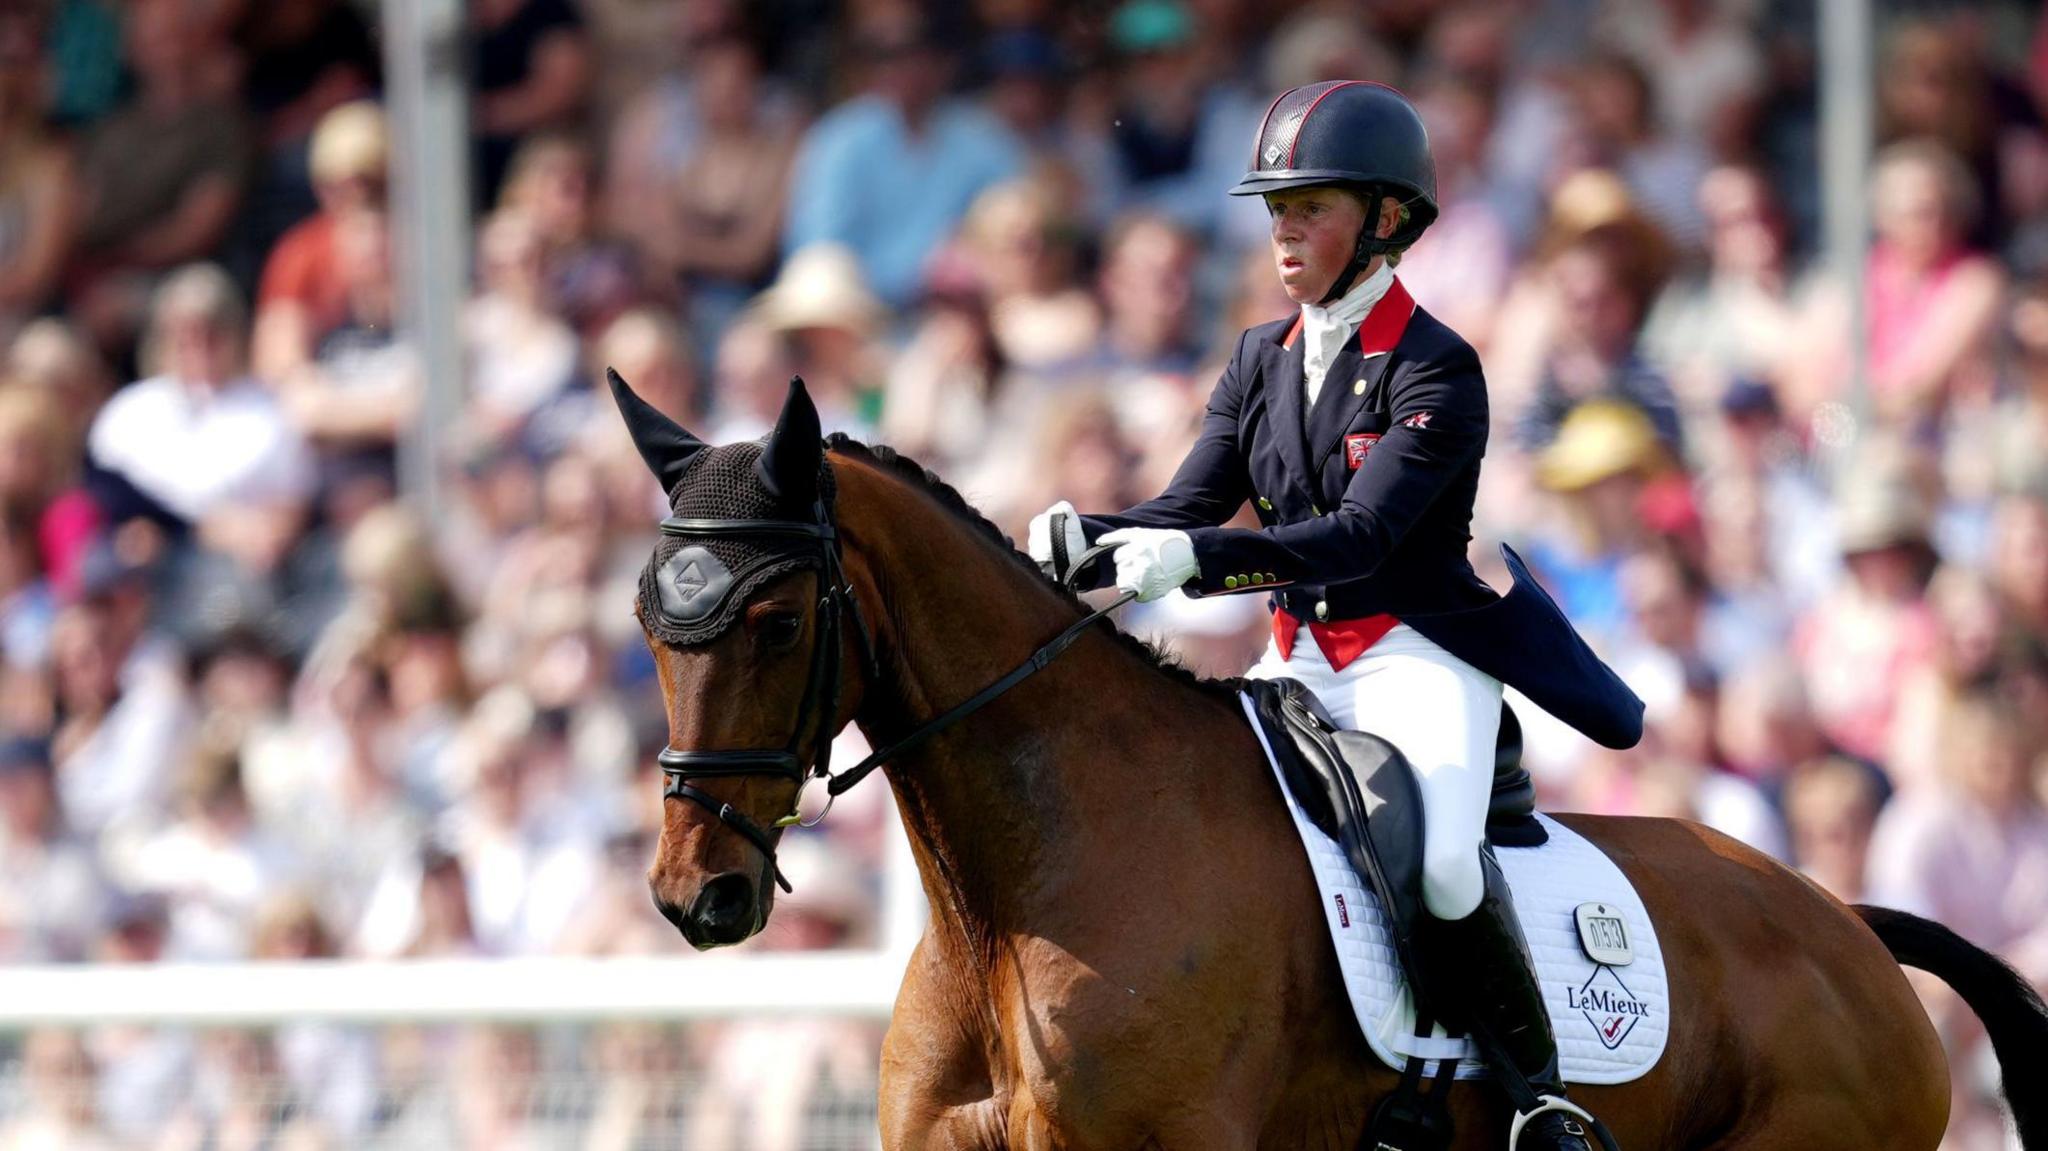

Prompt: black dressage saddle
xmin=1243 ymin=676 xmax=1544 ymax=1014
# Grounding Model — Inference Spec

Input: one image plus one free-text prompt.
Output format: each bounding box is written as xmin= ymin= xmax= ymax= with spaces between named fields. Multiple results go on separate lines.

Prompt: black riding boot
xmin=1415 ymin=852 xmax=1595 ymax=1151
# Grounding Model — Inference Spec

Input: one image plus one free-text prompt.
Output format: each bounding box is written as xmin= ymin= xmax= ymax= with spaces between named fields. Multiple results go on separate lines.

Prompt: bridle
xmin=653 ymin=493 xmax=1128 ymax=894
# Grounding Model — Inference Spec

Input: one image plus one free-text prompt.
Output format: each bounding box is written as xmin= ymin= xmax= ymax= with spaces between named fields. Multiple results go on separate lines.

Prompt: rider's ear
xmin=758 ymin=376 xmax=822 ymax=511
xmin=608 ymin=367 xmax=707 ymax=494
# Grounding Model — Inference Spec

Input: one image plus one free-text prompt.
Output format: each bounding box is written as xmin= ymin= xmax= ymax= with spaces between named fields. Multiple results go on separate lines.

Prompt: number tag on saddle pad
xmin=1575 ymin=902 xmax=1634 ymax=967
xmin=1344 ymin=433 xmax=1380 ymax=470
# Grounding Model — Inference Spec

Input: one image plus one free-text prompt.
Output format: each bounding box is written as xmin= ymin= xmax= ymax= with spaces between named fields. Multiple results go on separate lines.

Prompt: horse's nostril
xmin=691 ymin=872 xmax=757 ymax=937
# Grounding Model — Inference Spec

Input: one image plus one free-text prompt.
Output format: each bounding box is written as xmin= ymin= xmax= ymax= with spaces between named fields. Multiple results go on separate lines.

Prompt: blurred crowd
xmin=0 ymin=0 xmax=2046 ymax=1146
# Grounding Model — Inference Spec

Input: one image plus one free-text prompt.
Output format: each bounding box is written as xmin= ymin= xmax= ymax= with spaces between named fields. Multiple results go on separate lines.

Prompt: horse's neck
xmin=835 ymin=464 xmax=1216 ymax=950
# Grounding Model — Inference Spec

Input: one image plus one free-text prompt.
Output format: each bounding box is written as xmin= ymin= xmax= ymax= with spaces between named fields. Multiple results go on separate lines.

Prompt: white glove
xmin=1097 ymin=527 xmax=1200 ymax=602
xmin=1027 ymin=499 xmax=1090 ymax=573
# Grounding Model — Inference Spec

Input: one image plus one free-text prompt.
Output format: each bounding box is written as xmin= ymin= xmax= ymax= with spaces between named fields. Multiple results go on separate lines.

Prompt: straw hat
xmin=750 ymin=244 xmax=886 ymax=336
xmin=1536 ymin=400 xmax=1668 ymax=492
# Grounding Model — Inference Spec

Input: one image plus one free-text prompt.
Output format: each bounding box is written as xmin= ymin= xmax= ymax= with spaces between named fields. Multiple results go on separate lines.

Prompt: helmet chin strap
xmin=1317 ymin=225 xmax=1378 ymax=306
xmin=1316 ymin=184 xmax=1408 ymax=306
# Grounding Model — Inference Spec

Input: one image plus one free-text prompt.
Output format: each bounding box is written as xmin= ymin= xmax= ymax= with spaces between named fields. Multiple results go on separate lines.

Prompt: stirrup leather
xmin=1507 ymin=1095 xmax=1598 ymax=1151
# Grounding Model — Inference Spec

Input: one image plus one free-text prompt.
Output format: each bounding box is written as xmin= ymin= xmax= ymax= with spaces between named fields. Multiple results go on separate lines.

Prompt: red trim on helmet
xmin=1285 ymin=80 xmax=1368 ymax=169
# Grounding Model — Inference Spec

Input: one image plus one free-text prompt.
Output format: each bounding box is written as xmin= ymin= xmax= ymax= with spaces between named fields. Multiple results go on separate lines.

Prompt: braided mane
xmin=824 ymin=435 xmax=1237 ymax=703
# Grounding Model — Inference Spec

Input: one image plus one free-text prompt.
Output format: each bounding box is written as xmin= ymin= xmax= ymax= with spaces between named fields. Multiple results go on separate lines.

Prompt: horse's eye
xmin=759 ymin=611 xmax=804 ymax=651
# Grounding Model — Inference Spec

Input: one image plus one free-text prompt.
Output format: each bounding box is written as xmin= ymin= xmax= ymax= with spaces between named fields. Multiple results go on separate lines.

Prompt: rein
xmin=654 ymin=496 xmax=1129 ymax=894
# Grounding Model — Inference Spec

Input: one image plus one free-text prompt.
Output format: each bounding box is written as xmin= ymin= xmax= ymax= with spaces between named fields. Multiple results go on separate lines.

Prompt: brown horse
xmin=623 ymin=376 xmax=2048 ymax=1150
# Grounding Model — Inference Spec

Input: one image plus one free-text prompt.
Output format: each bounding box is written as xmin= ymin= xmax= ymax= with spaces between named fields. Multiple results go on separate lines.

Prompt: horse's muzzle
xmin=655 ymin=871 xmax=760 ymax=949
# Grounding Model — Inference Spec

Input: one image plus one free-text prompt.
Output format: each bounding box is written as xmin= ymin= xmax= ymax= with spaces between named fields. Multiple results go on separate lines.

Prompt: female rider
xmin=1028 ymin=81 xmax=1644 ymax=1151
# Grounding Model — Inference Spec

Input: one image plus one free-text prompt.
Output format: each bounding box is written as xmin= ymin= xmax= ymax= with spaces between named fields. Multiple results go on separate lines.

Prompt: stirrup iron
xmin=1508 ymin=1095 xmax=1621 ymax=1151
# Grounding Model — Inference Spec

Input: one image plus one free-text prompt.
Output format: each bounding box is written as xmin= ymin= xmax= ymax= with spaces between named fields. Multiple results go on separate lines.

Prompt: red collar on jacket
xmin=1280 ymin=275 xmax=1417 ymax=355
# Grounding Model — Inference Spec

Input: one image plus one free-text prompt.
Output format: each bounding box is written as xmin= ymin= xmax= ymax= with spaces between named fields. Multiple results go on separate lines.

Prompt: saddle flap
xmin=1243 ymin=677 xmax=1549 ymax=1017
xmin=1245 ymin=677 xmax=1431 ymax=996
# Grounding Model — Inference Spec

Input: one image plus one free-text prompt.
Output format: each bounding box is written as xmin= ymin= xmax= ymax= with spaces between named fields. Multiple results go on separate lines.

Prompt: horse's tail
xmin=1856 ymin=904 xmax=2048 ymax=1148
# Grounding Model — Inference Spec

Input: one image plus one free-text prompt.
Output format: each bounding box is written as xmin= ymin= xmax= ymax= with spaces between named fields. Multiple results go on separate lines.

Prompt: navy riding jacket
xmin=1079 ymin=282 xmax=1645 ymax=750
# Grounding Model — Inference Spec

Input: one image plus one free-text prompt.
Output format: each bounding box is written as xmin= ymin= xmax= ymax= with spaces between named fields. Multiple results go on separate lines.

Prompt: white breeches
xmin=1245 ymin=623 xmax=1504 ymax=920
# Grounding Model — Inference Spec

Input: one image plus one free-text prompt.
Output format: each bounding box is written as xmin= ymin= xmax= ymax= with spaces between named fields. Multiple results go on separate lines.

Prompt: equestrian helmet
xmin=1231 ymin=80 xmax=1439 ymax=249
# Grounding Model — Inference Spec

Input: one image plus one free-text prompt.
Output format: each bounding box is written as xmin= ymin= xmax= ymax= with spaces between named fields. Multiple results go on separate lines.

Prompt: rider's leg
xmin=1334 ymin=627 xmax=1593 ymax=1151
xmin=1333 ymin=625 xmax=1499 ymax=919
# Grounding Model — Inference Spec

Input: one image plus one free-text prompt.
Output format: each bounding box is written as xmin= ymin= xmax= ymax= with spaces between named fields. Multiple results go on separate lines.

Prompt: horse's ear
xmin=758 ymin=376 xmax=822 ymax=509
xmin=608 ymin=367 xmax=707 ymax=493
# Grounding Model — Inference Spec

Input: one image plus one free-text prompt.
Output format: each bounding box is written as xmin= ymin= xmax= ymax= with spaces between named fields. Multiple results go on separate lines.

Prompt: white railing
xmin=0 ymin=950 xmax=909 ymax=1027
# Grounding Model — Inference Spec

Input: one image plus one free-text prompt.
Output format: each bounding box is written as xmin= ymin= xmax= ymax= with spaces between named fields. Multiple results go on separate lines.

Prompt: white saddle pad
xmin=1240 ymin=694 xmax=1668 ymax=1084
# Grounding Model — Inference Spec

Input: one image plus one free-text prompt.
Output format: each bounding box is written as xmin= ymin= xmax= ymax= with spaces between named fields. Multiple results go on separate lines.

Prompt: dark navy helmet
xmin=1231 ymin=80 xmax=1439 ymax=249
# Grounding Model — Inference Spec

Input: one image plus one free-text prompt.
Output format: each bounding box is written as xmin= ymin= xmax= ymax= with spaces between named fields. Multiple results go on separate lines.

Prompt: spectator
xmin=463 ymin=209 xmax=581 ymax=441
xmin=945 ymin=177 xmax=1099 ymax=370
xmin=1086 ymin=210 xmax=1203 ymax=378
xmin=162 ymin=1029 xmax=331 ymax=1151
xmin=7 ymin=317 xmax=113 ymax=465
xmin=67 ymin=0 xmax=251 ymax=352
xmin=0 ymin=736 xmax=106 ymax=962
xmin=1513 ymin=222 xmax=1684 ymax=454
xmin=471 ymin=0 xmax=592 ymax=208
xmin=641 ymin=34 xmax=802 ymax=351
xmin=1399 ymin=74 xmax=1516 ymax=352
xmin=0 ymin=389 xmax=69 ymax=662
xmin=1783 ymin=754 xmax=1884 ymax=902
xmin=980 ymin=28 xmax=1109 ymax=219
xmin=227 ymin=0 xmax=381 ymax=277
xmin=1981 ymin=274 xmax=2048 ymax=497
xmin=1694 ymin=379 xmax=1836 ymax=615
xmin=87 ymin=265 xmax=313 ymax=589
xmin=1887 ymin=567 xmax=2010 ymax=796
xmin=0 ymin=501 xmax=55 ymax=673
xmin=0 ymin=1030 xmax=120 ymax=1151
xmin=881 ymin=289 xmax=1007 ymax=474
xmin=1794 ymin=450 xmax=1940 ymax=766
xmin=783 ymin=14 xmax=1025 ymax=306
xmin=274 ymin=207 xmax=418 ymax=509
xmin=247 ymin=893 xmax=380 ymax=1139
xmin=1642 ymin=165 xmax=1813 ymax=413
xmin=252 ymin=100 xmax=389 ymax=382
xmin=356 ymin=843 xmax=480 ymax=959
xmin=47 ymin=584 xmax=194 ymax=843
xmin=603 ymin=1 xmax=793 ymax=283
xmin=1095 ymin=0 xmax=1263 ymax=239
xmin=0 ymin=10 xmax=78 ymax=343
xmin=1793 ymin=139 xmax=2004 ymax=428
xmin=1595 ymin=0 xmax=1764 ymax=157
xmin=1877 ymin=20 xmax=2010 ymax=251
xmin=1525 ymin=400 xmax=1674 ymax=639
xmin=109 ymin=733 xmax=302 ymax=961
xmin=498 ymin=133 xmax=644 ymax=339
xmin=1569 ymin=51 xmax=1712 ymax=251
xmin=1867 ymin=692 xmax=2048 ymax=986
xmin=1988 ymin=491 xmax=2048 ymax=644
xmin=748 ymin=244 xmax=887 ymax=435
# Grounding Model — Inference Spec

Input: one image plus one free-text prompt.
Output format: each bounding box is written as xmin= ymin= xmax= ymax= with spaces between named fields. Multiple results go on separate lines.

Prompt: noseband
xmin=652 ymin=492 xmax=1127 ymax=895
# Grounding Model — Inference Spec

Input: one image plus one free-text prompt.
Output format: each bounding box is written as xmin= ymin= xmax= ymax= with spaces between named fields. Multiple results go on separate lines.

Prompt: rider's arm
xmin=1080 ymin=330 xmax=1255 ymax=537
xmin=1180 ymin=343 xmax=1487 ymax=594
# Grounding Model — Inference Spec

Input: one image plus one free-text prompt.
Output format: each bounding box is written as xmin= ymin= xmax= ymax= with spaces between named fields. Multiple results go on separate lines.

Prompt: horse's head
xmin=611 ymin=369 xmax=868 ymax=948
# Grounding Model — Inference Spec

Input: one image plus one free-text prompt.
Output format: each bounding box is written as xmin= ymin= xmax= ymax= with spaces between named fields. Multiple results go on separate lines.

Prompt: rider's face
xmin=1266 ymin=187 xmax=1372 ymax=304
